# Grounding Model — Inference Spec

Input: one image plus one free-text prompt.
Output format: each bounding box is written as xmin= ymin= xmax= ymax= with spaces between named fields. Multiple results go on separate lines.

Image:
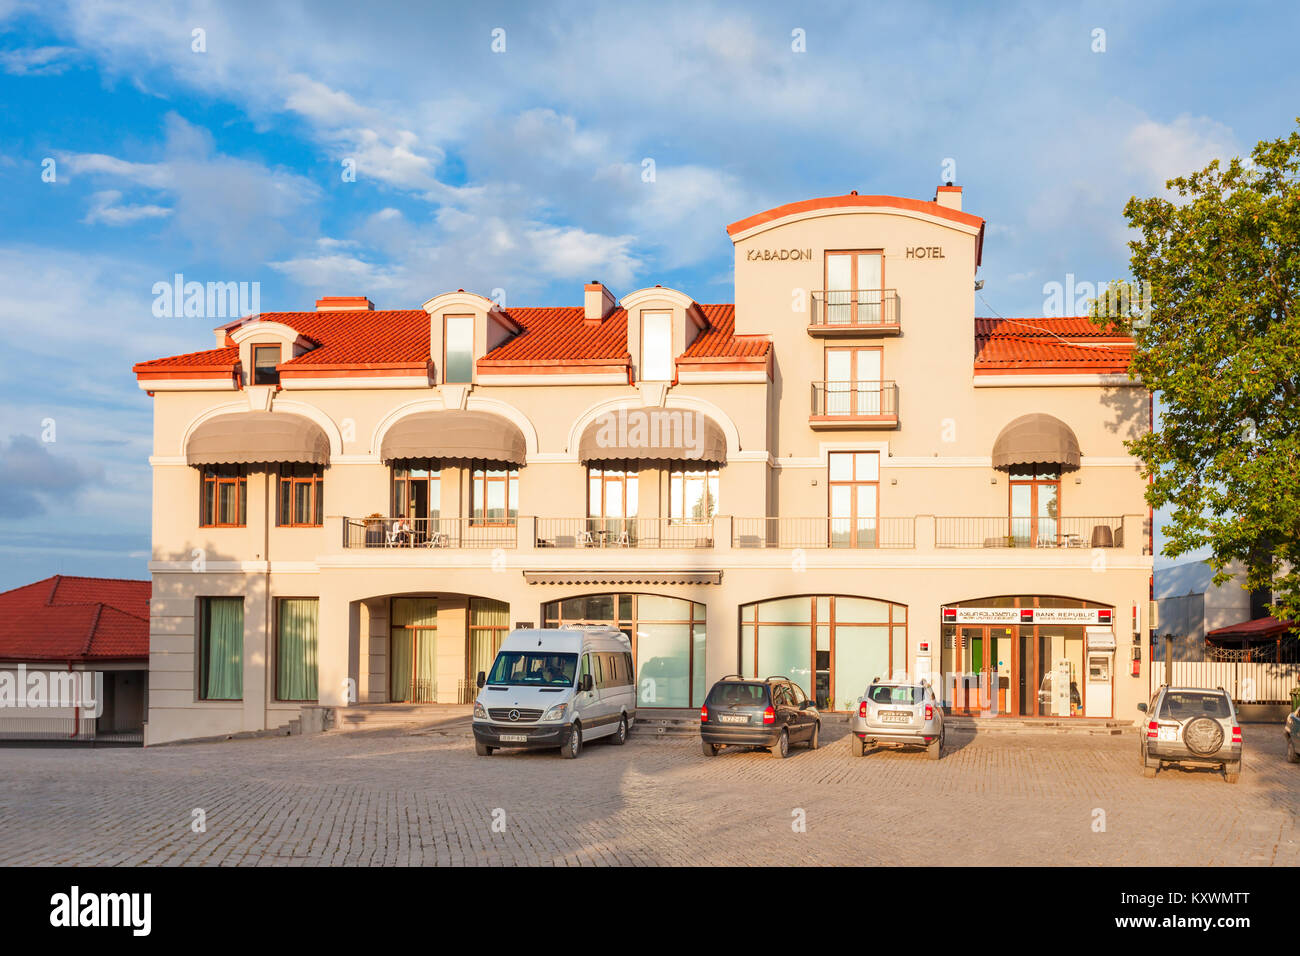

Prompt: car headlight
xmin=473 ymin=701 xmax=487 ymax=719
xmin=542 ymin=703 xmax=566 ymax=722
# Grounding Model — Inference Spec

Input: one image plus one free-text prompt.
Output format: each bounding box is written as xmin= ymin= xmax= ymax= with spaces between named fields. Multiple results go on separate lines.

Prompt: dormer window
xmin=443 ymin=315 xmax=474 ymax=383
xmin=252 ymin=345 xmax=281 ymax=386
xmin=640 ymin=311 xmax=673 ymax=381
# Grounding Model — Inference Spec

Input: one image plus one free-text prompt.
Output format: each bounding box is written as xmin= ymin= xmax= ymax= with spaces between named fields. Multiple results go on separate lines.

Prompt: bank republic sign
xmin=942 ymin=607 xmax=1113 ymax=625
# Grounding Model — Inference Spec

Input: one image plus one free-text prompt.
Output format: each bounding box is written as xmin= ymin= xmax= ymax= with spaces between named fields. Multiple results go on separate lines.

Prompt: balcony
xmin=934 ymin=516 xmax=1125 ymax=549
xmin=809 ymin=289 xmax=900 ymax=336
xmin=809 ymin=381 xmax=899 ymax=429
xmin=343 ymin=516 xmax=517 ymax=549
xmin=535 ymin=517 xmax=715 ymax=549
xmin=733 ymin=517 xmax=916 ymax=550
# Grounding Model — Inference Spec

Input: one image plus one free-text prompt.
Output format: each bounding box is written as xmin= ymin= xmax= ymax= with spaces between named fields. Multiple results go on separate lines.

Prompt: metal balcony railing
xmin=810 ymin=289 xmax=900 ymax=330
xmin=810 ymin=381 xmax=899 ymax=419
xmin=535 ymin=517 xmax=715 ymax=549
xmin=733 ymin=517 xmax=916 ymax=549
xmin=343 ymin=516 xmax=517 ymax=549
xmin=934 ymin=516 xmax=1124 ymax=549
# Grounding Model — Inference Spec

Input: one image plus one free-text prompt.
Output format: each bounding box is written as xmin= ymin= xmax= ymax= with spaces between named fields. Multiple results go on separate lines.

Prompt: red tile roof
xmin=1206 ymin=616 xmax=1295 ymax=640
xmin=136 ymin=301 xmax=769 ymax=376
xmin=974 ymin=317 xmax=1134 ymax=375
xmin=0 ymin=576 xmax=150 ymax=662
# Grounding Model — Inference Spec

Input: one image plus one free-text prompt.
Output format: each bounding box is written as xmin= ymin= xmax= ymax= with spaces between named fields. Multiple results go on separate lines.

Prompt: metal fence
xmin=809 ymin=289 xmax=900 ymax=329
xmin=0 ymin=714 xmax=96 ymax=741
xmin=733 ymin=516 xmax=916 ymax=549
xmin=535 ymin=517 xmax=715 ymax=549
xmin=935 ymin=516 xmax=1124 ymax=549
xmin=1152 ymin=636 xmax=1300 ymax=705
xmin=344 ymin=517 xmax=517 ymax=549
xmin=810 ymin=381 xmax=899 ymax=419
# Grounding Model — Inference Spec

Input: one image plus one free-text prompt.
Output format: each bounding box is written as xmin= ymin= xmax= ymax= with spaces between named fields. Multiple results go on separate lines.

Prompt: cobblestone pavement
xmin=1 ymin=719 xmax=1296 ymax=866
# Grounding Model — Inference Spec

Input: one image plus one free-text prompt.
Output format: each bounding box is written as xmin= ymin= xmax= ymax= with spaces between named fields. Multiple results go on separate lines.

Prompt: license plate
xmin=882 ymin=711 xmax=911 ymax=724
xmin=1158 ymin=727 xmax=1178 ymax=742
xmin=719 ymin=714 xmax=748 ymax=724
xmin=499 ymin=734 xmax=528 ymax=743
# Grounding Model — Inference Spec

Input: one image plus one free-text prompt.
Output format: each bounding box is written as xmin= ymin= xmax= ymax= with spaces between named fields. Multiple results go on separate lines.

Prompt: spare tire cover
xmin=1184 ymin=717 xmax=1225 ymax=756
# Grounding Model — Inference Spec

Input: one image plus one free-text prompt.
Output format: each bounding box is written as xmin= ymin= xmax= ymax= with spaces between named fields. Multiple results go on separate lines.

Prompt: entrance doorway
xmin=946 ymin=626 xmax=1013 ymax=715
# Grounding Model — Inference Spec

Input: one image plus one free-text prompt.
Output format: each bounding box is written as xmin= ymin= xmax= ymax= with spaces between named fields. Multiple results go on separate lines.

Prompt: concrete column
xmin=317 ymin=593 xmax=354 ymax=708
xmin=242 ymin=570 xmax=269 ymax=733
xmin=438 ymin=597 xmax=469 ymax=703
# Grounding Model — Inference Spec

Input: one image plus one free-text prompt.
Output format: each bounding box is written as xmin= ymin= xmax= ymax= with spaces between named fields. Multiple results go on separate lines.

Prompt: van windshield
xmin=486 ymin=652 xmax=579 ymax=687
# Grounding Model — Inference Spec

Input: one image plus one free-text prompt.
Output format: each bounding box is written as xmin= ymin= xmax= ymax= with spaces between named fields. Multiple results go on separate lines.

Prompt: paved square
xmin=1 ymin=719 xmax=1296 ymax=866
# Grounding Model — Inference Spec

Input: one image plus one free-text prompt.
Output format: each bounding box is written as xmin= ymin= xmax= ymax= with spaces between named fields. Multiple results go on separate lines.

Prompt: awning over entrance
xmin=380 ymin=410 xmax=526 ymax=465
xmin=991 ymin=413 xmax=1081 ymax=471
xmin=524 ymin=570 xmax=722 ymax=586
xmin=186 ymin=412 xmax=330 ymax=466
xmin=1206 ymin=616 xmax=1294 ymax=640
xmin=577 ymin=406 xmax=727 ymax=463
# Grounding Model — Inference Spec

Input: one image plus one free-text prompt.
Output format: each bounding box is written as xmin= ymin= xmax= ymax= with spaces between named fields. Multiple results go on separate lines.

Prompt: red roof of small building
xmin=1206 ymin=616 xmax=1295 ymax=640
xmin=974 ymin=317 xmax=1134 ymax=375
xmin=0 ymin=576 xmax=150 ymax=662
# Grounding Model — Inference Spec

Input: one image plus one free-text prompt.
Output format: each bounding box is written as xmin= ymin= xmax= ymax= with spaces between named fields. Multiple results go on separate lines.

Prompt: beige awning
xmin=187 ymin=412 xmax=330 ymax=466
xmin=380 ymin=410 xmax=526 ymax=465
xmin=578 ymin=406 xmax=727 ymax=463
xmin=992 ymin=413 xmax=1081 ymax=471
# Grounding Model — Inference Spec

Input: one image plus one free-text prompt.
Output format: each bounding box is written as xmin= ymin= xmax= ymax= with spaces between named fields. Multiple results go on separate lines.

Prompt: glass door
xmin=825 ymin=251 xmax=884 ymax=325
xmin=826 ymin=348 xmax=882 ymax=417
xmin=1009 ymin=466 xmax=1059 ymax=546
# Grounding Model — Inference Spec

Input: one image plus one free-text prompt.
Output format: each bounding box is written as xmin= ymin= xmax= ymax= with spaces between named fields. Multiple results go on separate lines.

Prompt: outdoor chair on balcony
xmin=579 ymin=530 xmax=596 ymax=547
xmin=613 ymin=529 xmax=630 ymax=547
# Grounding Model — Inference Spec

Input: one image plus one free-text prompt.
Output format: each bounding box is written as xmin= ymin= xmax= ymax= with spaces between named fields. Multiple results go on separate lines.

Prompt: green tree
xmin=1098 ymin=121 xmax=1300 ymax=621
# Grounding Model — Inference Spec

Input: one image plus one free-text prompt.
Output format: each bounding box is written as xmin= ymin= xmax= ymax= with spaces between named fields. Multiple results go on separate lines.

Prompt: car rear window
xmin=867 ymin=685 xmax=921 ymax=705
xmin=707 ymin=682 xmax=768 ymax=707
xmin=1158 ymin=692 xmax=1231 ymax=720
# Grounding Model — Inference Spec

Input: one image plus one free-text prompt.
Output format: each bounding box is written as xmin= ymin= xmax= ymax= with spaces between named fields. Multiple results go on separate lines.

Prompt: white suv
xmin=1139 ymin=686 xmax=1242 ymax=784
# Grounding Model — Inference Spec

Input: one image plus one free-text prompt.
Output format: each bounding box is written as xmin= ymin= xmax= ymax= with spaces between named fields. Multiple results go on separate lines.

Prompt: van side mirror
xmin=579 ymin=674 xmax=594 ymax=693
xmin=1136 ymin=702 xmax=1147 ymax=712
xmin=476 ymin=671 xmax=486 ymax=689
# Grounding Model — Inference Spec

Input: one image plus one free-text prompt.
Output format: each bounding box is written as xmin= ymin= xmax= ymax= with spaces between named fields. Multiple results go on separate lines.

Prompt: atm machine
xmin=1084 ymin=626 xmax=1116 ymax=717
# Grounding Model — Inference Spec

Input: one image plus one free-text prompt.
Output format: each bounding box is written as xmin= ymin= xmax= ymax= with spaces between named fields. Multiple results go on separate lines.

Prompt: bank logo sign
xmin=942 ymin=607 xmax=1112 ymax=625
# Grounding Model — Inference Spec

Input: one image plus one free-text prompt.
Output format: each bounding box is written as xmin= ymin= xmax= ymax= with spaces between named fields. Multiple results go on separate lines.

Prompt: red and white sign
xmin=941 ymin=607 xmax=1112 ymax=626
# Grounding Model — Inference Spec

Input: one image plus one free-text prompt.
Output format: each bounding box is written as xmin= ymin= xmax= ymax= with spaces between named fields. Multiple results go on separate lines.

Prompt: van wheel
xmin=774 ymin=729 xmax=790 ymax=759
xmin=702 ymin=741 xmax=718 ymax=757
xmin=1224 ymin=760 xmax=1240 ymax=784
xmin=562 ymin=723 xmax=582 ymax=759
xmin=475 ymin=740 xmax=493 ymax=756
xmin=808 ymin=722 xmax=820 ymax=750
xmin=1287 ymin=737 xmax=1298 ymax=764
xmin=610 ymin=714 xmax=628 ymax=746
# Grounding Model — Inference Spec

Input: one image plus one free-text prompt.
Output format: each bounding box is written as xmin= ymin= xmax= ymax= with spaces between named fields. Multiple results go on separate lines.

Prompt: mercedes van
xmin=472 ymin=626 xmax=636 ymax=759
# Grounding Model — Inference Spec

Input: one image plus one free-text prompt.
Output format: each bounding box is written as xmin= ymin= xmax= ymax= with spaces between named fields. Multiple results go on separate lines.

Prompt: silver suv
xmin=850 ymin=679 xmax=944 ymax=759
xmin=1139 ymin=686 xmax=1242 ymax=784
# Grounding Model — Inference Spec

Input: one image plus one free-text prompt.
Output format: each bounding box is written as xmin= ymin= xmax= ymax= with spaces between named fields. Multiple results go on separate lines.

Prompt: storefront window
xmin=542 ymin=592 xmax=704 ymax=708
xmin=740 ymin=594 xmax=907 ymax=710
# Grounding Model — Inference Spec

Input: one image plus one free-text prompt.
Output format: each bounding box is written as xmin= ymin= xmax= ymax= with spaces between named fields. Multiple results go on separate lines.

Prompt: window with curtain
xmin=471 ymin=463 xmax=518 ymax=525
xmin=391 ymin=598 xmax=438 ymax=702
xmin=669 ymin=467 xmax=718 ymax=522
xmin=199 ymin=597 xmax=243 ymax=700
xmin=443 ymin=315 xmax=474 ymax=384
xmin=640 ymin=311 xmax=672 ymax=381
xmin=201 ymin=465 xmax=246 ymax=527
xmin=276 ymin=598 xmax=319 ymax=701
xmin=277 ymin=464 xmax=324 ymax=527
xmin=252 ymin=344 xmax=281 ymax=385
xmin=469 ymin=598 xmax=510 ymax=686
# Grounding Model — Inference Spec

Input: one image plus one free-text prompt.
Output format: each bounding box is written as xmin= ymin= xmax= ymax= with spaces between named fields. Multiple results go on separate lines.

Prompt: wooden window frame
xmin=251 ymin=344 xmax=281 ymax=386
xmin=273 ymin=596 xmax=320 ymax=703
xmin=197 ymin=596 xmax=243 ymax=702
xmin=827 ymin=451 xmax=880 ymax=548
xmin=668 ymin=465 xmax=719 ymax=523
xmin=470 ymin=461 xmax=518 ymax=527
xmin=824 ymin=250 xmax=885 ymax=325
xmin=587 ymin=467 xmax=638 ymax=520
xmin=1007 ymin=465 xmax=1062 ymax=547
xmin=277 ymin=464 xmax=324 ymax=528
xmin=200 ymin=465 xmax=247 ymax=528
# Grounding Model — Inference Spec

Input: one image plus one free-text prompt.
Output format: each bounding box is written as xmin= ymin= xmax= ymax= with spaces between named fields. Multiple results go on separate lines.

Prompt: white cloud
xmin=1124 ymin=115 xmax=1241 ymax=190
xmin=81 ymin=189 xmax=171 ymax=226
xmin=0 ymin=45 xmax=77 ymax=75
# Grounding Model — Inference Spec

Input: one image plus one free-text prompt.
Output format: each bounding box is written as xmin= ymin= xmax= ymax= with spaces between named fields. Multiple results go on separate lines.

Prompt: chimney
xmin=583 ymin=281 xmax=616 ymax=326
xmin=315 ymin=296 xmax=374 ymax=311
xmin=934 ymin=184 xmax=962 ymax=212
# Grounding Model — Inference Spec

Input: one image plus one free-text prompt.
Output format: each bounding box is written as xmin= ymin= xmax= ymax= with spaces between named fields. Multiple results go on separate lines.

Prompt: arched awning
xmin=577 ymin=406 xmax=727 ymax=464
xmin=992 ymin=413 xmax=1081 ymax=471
xmin=187 ymin=412 xmax=330 ymax=466
xmin=380 ymin=410 xmax=526 ymax=465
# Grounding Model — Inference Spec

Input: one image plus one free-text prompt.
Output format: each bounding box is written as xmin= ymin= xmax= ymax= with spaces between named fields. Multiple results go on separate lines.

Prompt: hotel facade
xmin=135 ymin=187 xmax=1154 ymax=745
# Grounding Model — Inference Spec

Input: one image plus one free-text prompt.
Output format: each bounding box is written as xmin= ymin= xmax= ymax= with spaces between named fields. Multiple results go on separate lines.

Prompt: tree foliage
xmin=1101 ymin=121 xmax=1300 ymax=620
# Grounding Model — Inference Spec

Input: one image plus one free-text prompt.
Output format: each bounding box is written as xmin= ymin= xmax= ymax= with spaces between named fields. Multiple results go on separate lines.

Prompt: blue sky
xmin=0 ymin=0 xmax=1295 ymax=589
